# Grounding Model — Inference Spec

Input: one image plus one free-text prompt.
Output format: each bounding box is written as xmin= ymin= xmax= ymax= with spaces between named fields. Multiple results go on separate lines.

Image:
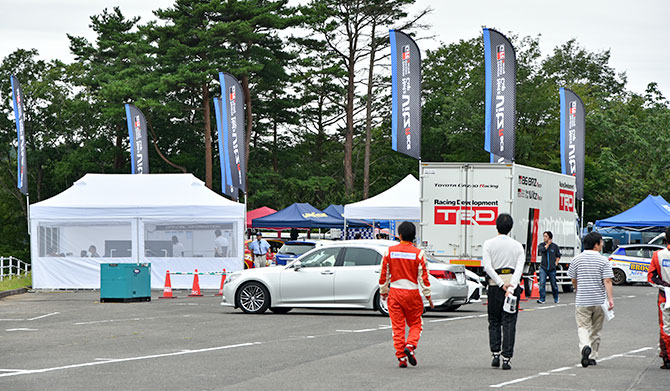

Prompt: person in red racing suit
xmin=379 ymin=222 xmax=433 ymax=368
xmin=648 ymin=227 xmax=670 ymax=369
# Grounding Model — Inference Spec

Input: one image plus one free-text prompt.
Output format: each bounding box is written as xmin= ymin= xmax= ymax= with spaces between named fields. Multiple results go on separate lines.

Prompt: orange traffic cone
xmin=159 ymin=270 xmax=176 ymax=299
xmin=188 ymin=269 xmax=203 ymax=297
xmin=519 ymin=279 xmax=528 ymax=301
xmin=215 ymin=269 xmax=226 ymax=296
xmin=530 ymin=272 xmax=540 ymax=299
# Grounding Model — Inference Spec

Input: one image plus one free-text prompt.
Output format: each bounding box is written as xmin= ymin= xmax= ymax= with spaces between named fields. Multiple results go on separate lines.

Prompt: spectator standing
xmin=537 ymin=231 xmax=562 ymax=304
xmin=647 ymin=227 xmax=670 ymax=369
xmin=214 ymin=229 xmax=229 ymax=257
xmin=172 ymin=236 xmax=185 ymax=257
xmin=379 ymin=221 xmax=433 ymax=368
xmin=567 ymin=231 xmax=614 ymax=368
xmin=249 ymin=232 xmax=271 ymax=268
xmin=482 ymin=213 xmax=525 ymax=370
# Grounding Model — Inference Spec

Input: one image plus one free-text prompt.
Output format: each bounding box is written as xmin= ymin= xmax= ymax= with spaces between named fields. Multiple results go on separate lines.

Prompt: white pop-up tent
xmin=344 ymin=174 xmax=420 ymax=220
xmin=30 ymin=174 xmax=245 ymax=289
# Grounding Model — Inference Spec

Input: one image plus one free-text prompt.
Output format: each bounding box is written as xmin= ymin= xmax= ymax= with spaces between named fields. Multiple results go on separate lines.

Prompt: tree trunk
xmin=202 ymin=83 xmax=212 ymax=189
xmin=272 ymin=120 xmax=278 ymax=172
xmin=344 ymin=60 xmax=355 ymax=197
xmin=363 ymin=20 xmax=377 ymax=199
xmin=241 ymin=74 xmax=252 ymax=193
xmin=113 ymin=124 xmax=124 ymax=169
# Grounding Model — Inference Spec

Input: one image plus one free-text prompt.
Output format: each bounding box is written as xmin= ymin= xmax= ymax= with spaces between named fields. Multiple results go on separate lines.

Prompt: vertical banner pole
xmin=580 ymin=199 xmax=585 ymax=240
xmin=26 ymin=194 xmax=30 ymax=236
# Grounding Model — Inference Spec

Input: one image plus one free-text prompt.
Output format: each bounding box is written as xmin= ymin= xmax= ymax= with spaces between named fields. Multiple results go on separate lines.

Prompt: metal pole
xmin=26 ymin=194 xmax=30 ymax=235
xmin=580 ymin=199 xmax=585 ymax=240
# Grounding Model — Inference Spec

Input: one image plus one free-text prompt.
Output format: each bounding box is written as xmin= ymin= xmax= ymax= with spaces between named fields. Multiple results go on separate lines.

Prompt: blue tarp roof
xmin=251 ymin=203 xmax=344 ymax=229
xmin=323 ymin=204 xmax=370 ymax=228
xmin=595 ymin=195 xmax=670 ymax=228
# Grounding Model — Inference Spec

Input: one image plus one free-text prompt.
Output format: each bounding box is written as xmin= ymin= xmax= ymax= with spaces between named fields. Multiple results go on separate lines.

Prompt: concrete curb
xmin=0 ymin=287 xmax=28 ymax=300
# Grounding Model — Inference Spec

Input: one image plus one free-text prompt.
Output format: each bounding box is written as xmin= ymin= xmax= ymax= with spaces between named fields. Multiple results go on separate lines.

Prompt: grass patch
xmin=0 ymin=272 xmax=31 ymax=291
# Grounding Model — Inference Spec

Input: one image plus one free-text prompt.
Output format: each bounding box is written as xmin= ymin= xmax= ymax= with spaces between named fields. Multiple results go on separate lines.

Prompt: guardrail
xmin=0 ymin=256 xmax=30 ymax=281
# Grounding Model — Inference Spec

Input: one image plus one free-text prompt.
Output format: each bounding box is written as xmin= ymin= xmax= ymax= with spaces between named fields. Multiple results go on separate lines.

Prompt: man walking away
xmin=249 ymin=232 xmax=271 ymax=268
xmin=568 ymin=232 xmax=614 ymax=368
xmin=647 ymin=227 xmax=670 ymax=369
xmin=379 ymin=221 xmax=433 ymax=368
xmin=537 ymin=231 xmax=561 ymax=304
xmin=483 ymin=213 xmax=525 ymax=370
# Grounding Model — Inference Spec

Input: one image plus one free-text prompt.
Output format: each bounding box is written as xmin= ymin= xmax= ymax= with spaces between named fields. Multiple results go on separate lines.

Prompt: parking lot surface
xmin=0 ymin=285 xmax=667 ymax=390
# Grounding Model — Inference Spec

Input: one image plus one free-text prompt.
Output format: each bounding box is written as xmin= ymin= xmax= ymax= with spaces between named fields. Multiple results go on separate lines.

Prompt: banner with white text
xmin=390 ymin=30 xmax=421 ymax=160
xmin=560 ymin=88 xmax=585 ymax=200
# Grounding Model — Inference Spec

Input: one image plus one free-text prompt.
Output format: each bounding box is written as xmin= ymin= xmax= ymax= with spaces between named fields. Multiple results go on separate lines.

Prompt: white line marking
xmin=429 ymin=315 xmax=478 ymax=323
xmin=623 ymin=354 xmax=647 ymax=358
xmin=0 ymin=342 xmax=259 ymax=378
xmin=627 ymin=295 xmax=636 ymax=298
xmin=27 ymin=312 xmax=59 ymax=321
xmin=489 ymin=346 xmax=653 ymax=388
xmin=74 ymin=317 xmax=156 ymax=325
xmin=6 ymin=328 xmax=38 ymax=332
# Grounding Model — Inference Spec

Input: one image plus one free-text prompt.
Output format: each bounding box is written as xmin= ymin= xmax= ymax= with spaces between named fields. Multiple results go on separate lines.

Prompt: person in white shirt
xmin=568 ymin=231 xmax=614 ymax=368
xmin=172 ymin=236 xmax=184 ymax=257
xmin=214 ymin=229 xmax=229 ymax=257
xmin=482 ymin=213 xmax=525 ymax=370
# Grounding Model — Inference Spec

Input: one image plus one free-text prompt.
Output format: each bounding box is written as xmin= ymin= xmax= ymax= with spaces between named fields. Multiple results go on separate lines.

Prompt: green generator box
xmin=100 ymin=263 xmax=151 ymax=302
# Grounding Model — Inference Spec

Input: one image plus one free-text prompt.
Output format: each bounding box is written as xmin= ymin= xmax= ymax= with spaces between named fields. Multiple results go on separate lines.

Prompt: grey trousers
xmin=253 ymin=254 xmax=267 ymax=268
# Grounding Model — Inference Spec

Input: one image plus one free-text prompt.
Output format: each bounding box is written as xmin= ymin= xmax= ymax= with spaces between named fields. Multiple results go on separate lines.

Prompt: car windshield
xmin=278 ymin=243 xmax=315 ymax=256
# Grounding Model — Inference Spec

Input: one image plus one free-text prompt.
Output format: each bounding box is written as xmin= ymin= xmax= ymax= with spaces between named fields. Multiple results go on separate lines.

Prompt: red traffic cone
xmin=159 ymin=270 xmax=176 ymax=299
xmin=530 ymin=272 xmax=541 ymax=299
xmin=215 ymin=269 xmax=226 ymax=296
xmin=188 ymin=269 xmax=203 ymax=297
xmin=519 ymin=277 xmax=528 ymax=301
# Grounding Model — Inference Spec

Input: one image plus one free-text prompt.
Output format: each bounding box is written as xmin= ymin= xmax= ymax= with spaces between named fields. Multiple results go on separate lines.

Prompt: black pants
xmin=488 ymin=285 xmax=522 ymax=358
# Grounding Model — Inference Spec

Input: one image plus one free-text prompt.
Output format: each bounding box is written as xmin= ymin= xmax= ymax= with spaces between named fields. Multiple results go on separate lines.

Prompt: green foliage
xmin=1 ymin=1 xmax=669 ymax=263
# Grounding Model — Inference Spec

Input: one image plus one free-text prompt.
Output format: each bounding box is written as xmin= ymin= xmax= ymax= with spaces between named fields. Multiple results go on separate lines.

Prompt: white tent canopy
xmin=30 ymin=174 xmax=245 ymax=289
xmin=344 ymin=174 xmax=420 ymax=220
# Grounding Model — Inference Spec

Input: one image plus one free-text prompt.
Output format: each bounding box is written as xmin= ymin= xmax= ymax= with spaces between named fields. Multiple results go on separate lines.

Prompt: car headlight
xmin=225 ymin=273 xmax=241 ymax=285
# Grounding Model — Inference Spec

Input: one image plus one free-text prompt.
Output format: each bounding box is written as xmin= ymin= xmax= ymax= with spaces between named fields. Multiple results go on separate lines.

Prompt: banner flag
xmin=560 ymin=88 xmax=585 ymax=200
xmin=389 ymin=29 xmax=421 ymax=160
xmin=10 ymin=76 xmax=28 ymax=195
xmin=483 ymin=28 xmax=516 ymax=163
xmin=124 ymin=104 xmax=150 ymax=174
xmin=214 ymin=97 xmax=236 ymax=199
xmin=219 ymin=72 xmax=246 ymax=197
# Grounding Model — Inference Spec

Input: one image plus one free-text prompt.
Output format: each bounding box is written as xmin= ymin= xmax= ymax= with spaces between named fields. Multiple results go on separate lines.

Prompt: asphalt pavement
xmin=0 ymin=285 xmax=667 ymax=390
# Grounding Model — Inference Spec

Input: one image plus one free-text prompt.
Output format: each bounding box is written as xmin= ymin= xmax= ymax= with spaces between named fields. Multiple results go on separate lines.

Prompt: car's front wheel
xmin=374 ymin=291 xmax=389 ymax=316
xmin=612 ymin=269 xmax=626 ymax=286
xmin=236 ymin=282 xmax=270 ymax=314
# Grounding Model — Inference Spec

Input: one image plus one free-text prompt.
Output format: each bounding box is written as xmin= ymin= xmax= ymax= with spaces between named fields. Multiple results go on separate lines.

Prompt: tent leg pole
xmin=344 ymin=218 xmax=347 ymax=240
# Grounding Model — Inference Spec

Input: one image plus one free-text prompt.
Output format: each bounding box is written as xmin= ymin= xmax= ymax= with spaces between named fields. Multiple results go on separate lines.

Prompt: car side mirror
xmin=293 ymin=261 xmax=302 ymax=271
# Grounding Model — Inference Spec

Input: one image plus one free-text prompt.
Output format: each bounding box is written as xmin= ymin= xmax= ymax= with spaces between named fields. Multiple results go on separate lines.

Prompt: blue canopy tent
xmin=595 ymin=195 xmax=670 ymax=230
xmin=251 ymin=203 xmax=344 ymax=229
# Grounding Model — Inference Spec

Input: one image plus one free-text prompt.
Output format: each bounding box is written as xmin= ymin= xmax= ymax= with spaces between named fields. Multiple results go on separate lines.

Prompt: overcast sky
xmin=1 ymin=0 xmax=668 ymax=96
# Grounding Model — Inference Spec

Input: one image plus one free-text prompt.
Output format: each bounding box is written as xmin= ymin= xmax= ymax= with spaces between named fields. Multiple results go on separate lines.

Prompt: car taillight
xmin=430 ymin=270 xmax=456 ymax=280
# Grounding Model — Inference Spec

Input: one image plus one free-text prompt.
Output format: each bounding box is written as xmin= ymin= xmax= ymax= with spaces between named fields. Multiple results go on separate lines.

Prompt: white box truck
xmin=419 ymin=162 xmax=580 ymax=293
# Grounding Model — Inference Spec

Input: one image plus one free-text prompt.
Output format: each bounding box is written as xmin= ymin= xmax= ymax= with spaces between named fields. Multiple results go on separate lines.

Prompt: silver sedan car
xmin=221 ymin=240 xmax=469 ymax=315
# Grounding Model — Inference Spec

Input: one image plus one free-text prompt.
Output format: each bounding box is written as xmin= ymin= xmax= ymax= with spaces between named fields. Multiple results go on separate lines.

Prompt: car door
xmin=333 ymin=247 xmax=383 ymax=304
xmin=279 ymin=246 xmax=341 ymax=304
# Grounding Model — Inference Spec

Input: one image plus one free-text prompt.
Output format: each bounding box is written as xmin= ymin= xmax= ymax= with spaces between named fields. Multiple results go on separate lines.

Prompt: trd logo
xmin=434 ymin=206 xmax=498 ymax=225
xmin=559 ymin=189 xmax=575 ymax=212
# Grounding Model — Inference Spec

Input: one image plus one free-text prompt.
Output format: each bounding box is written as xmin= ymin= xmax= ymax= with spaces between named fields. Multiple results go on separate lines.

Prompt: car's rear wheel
xmin=374 ymin=291 xmax=389 ymax=317
xmin=444 ymin=304 xmax=461 ymax=311
xmin=237 ymin=282 xmax=270 ymax=314
xmin=612 ymin=268 xmax=626 ymax=286
xmin=270 ymin=307 xmax=292 ymax=314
